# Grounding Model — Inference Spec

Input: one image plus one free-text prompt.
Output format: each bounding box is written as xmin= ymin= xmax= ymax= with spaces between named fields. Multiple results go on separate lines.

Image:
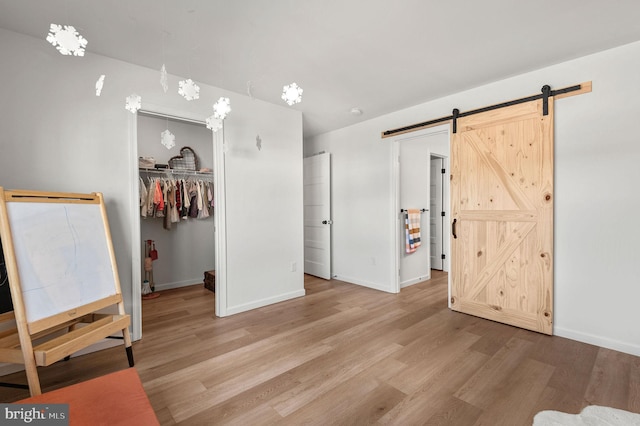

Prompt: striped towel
xmin=405 ymin=209 xmax=421 ymax=254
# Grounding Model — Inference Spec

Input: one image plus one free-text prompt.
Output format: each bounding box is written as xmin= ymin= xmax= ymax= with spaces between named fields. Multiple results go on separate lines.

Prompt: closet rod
xmin=139 ymin=168 xmax=213 ymax=177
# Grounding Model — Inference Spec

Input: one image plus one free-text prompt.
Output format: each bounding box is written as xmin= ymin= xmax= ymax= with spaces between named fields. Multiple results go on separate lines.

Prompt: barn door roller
xmin=450 ymin=84 xmax=562 ymax=133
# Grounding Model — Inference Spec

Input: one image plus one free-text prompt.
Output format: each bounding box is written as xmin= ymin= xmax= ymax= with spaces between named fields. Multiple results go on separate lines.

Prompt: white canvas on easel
xmin=7 ymin=202 xmax=117 ymax=323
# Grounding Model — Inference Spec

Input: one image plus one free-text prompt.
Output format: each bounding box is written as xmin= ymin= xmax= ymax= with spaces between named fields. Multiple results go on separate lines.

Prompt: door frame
xmin=429 ymin=154 xmax=448 ymax=272
xmin=390 ymin=124 xmax=450 ymax=294
xmin=127 ymin=103 xmax=227 ymax=340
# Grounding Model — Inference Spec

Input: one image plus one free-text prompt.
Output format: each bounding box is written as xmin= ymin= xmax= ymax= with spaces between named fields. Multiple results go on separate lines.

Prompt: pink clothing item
xmin=154 ymin=180 xmax=164 ymax=211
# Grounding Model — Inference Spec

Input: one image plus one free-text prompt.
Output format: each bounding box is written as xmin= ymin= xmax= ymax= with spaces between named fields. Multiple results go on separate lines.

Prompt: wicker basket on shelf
xmin=168 ymin=146 xmax=199 ymax=171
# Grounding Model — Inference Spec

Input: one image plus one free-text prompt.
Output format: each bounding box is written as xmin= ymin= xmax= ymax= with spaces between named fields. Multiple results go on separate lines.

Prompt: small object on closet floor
xmin=142 ymin=292 xmax=160 ymax=300
xmin=141 ymin=279 xmax=160 ymax=300
xmin=154 ymin=164 xmax=168 ymax=169
xmin=204 ymin=270 xmax=215 ymax=292
xmin=142 ymin=279 xmax=159 ymax=299
xmin=143 ymin=240 xmax=160 ymax=299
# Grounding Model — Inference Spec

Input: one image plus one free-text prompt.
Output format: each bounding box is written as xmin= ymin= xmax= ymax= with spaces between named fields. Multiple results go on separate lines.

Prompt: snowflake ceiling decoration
xmin=95 ymin=75 xmax=105 ymax=96
xmin=125 ymin=93 xmax=142 ymax=114
xmin=213 ymin=97 xmax=231 ymax=120
xmin=161 ymin=129 xmax=176 ymax=149
xmin=206 ymin=115 xmax=223 ymax=133
xmin=178 ymin=78 xmax=200 ymax=101
xmin=46 ymin=24 xmax=88 ymax=56
xmin=160 ymin=65 xmax=168 ymax=93
xmin=256 ymin=134 xmax=262 ymax=151
xmin=281 ymin=82 xmax=303 ymax=106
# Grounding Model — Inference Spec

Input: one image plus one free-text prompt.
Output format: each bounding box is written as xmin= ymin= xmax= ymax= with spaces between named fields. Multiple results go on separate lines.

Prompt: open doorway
xmin=136 ymin=112 xmax=215 ymax=293
xmin=128 ymin=108 xmax=224 ymax=340
xmin=392 ymin=124 xmax=450 ymax=292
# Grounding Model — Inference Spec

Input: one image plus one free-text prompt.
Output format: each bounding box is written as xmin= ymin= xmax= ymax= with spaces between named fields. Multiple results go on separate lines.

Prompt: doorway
xmin=137 ymin=112 xmax=215 ymax=292
xmin=128 ymin=107 xmax=225 ymax=340
xmin=392 ymin=124 xmax=450 ymax=293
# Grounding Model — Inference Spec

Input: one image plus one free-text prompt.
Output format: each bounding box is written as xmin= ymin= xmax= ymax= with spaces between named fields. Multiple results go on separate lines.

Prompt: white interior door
xmin=303 ymin=153 xmax=331 ymax=279
xmin=430 ymin=157 xmax=444 ymax=270
xmin=399 ymin=139 xmax=430 ymax=287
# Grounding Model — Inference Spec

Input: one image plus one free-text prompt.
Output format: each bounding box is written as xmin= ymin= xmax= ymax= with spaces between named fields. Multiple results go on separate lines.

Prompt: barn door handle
xmin=452 ymin=218 xmax=457 ymax=239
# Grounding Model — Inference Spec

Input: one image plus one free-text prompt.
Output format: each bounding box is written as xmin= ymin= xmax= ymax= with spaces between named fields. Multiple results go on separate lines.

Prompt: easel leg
xmin=126 ymin=346 xmax=134 ymax=367
xmin=123 ymin=327 xmax=134 ymax=367
xmin=24 ymin=355 xmax=42 ymax=396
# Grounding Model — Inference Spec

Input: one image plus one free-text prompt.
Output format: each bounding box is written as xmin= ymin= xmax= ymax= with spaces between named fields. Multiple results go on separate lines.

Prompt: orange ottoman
xmin=17 ymin=368 xmax=159 ymax=426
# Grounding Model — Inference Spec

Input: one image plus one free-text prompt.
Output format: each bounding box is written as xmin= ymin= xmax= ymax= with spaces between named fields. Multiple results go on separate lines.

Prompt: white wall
xmin=223 ymin=95 xmax=305 ymax=313
xmin=306 ymin=41 xmax=640 ymax=356
xmin=137 ymin=114 xmax=215 ymax=291
xmin=0 ymin=28 xmax=304 ymax=337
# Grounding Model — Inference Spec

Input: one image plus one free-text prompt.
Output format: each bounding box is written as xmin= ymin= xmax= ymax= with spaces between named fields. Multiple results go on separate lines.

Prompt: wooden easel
xmin=0 ymin=188 xmax=133 ymax=395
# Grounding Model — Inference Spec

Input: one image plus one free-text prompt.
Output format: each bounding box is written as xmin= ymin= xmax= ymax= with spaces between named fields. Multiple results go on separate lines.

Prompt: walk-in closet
xmin=136 ymin=112 xmax=215 ymax=302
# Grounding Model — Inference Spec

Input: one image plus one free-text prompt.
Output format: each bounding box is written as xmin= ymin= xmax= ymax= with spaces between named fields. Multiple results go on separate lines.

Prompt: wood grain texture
xmin=0 ymin=271 xmax=638 ymax=425
xmin=451 ymin=99 xmax=554 ymax=334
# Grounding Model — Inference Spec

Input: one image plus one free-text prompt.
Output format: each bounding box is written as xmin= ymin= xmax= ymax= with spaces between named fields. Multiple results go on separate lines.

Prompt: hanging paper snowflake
xmin=213 ymin=97 xmax=231 ymax=120
xmin=46 ymin=24 xmax=88 ymax=56
xmin=161 ymin=129 xmax=175 ymax=149
xmin=206 ymin=115 xmax=223 ymax=132
xmin=256 ymin=134 xmax=262 ymax=151
xmin=178 ymin=78 xmax=200 ymax=101
xmin=246 ymin=80 xmax=254 ymax=100
xmin=281 ymin=82 xmax=303 ymax=106
xmin=125 ymin=93 xmax=142 ymax=114
xmin=160 ymin=64 xmax=168 ymax=93
xmin=95 ymin=75 xmax=105 ymax=96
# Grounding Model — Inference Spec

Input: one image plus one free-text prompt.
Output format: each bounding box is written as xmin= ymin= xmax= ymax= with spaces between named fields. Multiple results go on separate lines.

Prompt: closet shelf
xmin=139 ymin=168 xmax=212 ymax=177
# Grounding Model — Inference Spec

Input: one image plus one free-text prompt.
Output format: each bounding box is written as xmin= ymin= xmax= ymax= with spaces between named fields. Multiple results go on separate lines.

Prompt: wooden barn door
xmin=450 ymin=99 xmax=554 ymax=335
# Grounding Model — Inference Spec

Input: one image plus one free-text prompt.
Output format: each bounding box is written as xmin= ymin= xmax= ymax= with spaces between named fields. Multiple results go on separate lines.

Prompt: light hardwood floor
xmin=1 ymin=271 xmax=638 ymax=425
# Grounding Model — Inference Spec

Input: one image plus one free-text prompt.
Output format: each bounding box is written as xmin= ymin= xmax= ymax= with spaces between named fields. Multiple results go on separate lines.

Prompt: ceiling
xmin=2 ymin=0 xmax=640 ymax=138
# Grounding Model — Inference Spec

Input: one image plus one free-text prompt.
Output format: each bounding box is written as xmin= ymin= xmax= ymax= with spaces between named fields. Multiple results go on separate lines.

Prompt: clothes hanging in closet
xmin=140 ymin=177 xmax=214 ymax=229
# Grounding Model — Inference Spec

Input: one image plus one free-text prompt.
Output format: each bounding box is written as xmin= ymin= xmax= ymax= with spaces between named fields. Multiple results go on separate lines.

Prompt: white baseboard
xmin=554 ymin=326 xmax=640 ymax=357
xmin=401 ymin=273 xmax=431 ymax=288
xmin=153 ymin=278 xmax=203 ymax=292
xmin=225 ymin=289 xmax=306 ymax=316
xmin=332 ymin=274 xmax=395 ymax=293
